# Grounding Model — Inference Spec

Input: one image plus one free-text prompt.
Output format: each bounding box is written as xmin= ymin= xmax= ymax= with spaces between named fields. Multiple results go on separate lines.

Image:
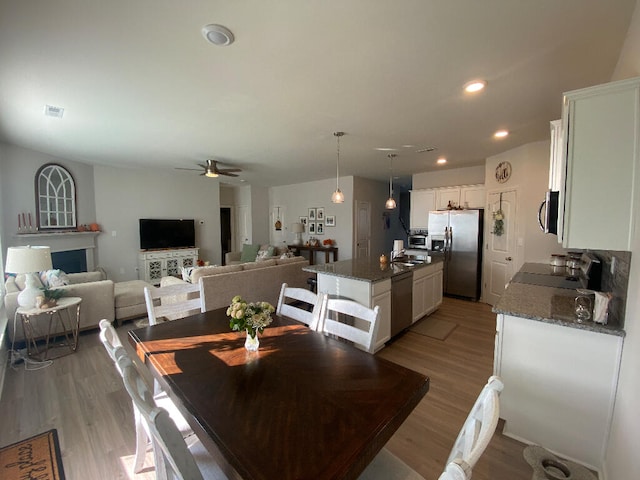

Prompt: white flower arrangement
xmin=227 ymin=295 xmax=274 ymax=338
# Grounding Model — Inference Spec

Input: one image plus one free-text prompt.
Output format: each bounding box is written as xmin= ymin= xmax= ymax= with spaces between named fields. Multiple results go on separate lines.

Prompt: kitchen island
xmin=493 ymin=267 xmax=625 ymax=474
xmin=304 ymin=257 xmax=443 ymax=351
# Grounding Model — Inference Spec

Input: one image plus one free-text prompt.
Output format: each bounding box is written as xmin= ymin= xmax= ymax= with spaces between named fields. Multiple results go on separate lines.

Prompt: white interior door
xmin=355 ymin=201 xmax=371 ymax=259
xmin=484 ymin=190 xmax=517 ymax=305
xmin=236 ymin=205 xmax=250 ymax=250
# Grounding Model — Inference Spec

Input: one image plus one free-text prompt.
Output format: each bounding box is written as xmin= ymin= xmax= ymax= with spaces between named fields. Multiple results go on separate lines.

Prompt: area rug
xmin=0 ymin=429 xmax=65 ymax=480
xmin=410 ymin=317 xmax=457 ymax=340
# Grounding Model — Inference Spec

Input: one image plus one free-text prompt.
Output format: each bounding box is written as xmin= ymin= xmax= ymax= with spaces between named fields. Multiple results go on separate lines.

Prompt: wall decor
xmin=316 ymin=222 xmax=324 ymax=235
xmin=274 ymin=206 xmax=282 ymax=231
xmin=35 ymin=163 xmax=77 ymax=230
xmin=317 ymin=208 xmax=325 ymax=221
xmin=325 ymin=215 xmax=335 ymax=227
xmin=308 ymin=208 xmax=316 ymax=221
xmin=495 ymin=161 xmax=512 ymax=183
xmin=299 ymin=216 xmax=308 ymax=226
xmin=308 ymin=222 xmax=316 ymax=234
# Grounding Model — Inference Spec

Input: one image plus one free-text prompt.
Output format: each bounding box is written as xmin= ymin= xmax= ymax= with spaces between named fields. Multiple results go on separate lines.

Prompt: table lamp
xmin=291 ymin=223 xmax=305 ymax=245
xmin=5 ymin=246 xmax=52 ymax=308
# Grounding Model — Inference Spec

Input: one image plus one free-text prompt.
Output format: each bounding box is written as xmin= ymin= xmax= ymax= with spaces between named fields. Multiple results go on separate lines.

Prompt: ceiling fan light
xmin=205 ymin=170 xmax=219 ymax=178
xmin=332 ymin=189 xmax=345 ymax=204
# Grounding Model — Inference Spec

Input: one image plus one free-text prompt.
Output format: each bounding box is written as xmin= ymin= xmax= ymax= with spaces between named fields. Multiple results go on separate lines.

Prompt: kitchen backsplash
xmin=590 ymin=250 xmax=631 ymax=328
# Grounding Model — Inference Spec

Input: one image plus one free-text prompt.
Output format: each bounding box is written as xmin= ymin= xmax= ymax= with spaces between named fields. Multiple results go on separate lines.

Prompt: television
xmin=139 ymin=219 xmax=196 ymax=250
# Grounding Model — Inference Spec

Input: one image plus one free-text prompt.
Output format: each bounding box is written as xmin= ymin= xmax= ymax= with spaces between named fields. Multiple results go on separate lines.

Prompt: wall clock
xmin=495 ymin=161 xmax=512 ymax=183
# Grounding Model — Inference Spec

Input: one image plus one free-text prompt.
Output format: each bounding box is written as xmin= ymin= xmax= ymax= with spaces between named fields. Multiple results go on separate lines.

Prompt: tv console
xmin=138 ymin=248 xmax=199 ymax=285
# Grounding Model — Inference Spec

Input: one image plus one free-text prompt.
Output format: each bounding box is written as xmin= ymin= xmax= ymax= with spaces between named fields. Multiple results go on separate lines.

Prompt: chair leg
xmin=133 ymin=408 xmax=150 ymax=474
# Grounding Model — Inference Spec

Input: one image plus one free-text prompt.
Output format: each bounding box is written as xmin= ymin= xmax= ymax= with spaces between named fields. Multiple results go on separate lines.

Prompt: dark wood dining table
xmin=129 ymin=308 xmax=430 ymax=480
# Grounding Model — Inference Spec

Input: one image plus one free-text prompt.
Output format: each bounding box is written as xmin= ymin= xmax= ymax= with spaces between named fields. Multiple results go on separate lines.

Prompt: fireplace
xmin=12 ymin=231 xmax=99 ymax=272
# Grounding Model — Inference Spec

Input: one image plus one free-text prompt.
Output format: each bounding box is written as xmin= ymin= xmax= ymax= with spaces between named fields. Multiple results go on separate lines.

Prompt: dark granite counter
xmin=494 ymin=281 xmax=625 ymax=337
xmin=303 ymin=257 xmax=443 ymax=283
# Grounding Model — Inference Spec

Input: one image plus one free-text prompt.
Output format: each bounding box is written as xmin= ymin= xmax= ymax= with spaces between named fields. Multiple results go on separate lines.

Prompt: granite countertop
xmin=494 ymin=282 xmax=625 ymax=337
xmin=303 ymin=256 xmax=443 ymax=283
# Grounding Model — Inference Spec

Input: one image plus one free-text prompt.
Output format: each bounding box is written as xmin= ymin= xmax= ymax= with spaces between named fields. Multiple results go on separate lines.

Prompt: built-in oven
xmin=408 ymin=233 xmax=428 ymax=250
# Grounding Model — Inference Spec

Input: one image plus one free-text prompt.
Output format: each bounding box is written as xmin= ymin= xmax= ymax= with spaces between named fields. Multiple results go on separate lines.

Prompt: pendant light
xmin=331 ymin=132 xmax=345 ymax=203
xmin=385 ymin=153 xmax=397 ymax=209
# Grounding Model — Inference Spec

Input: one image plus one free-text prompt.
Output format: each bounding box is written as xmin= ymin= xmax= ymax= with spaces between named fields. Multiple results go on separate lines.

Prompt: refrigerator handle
xmin=448 ymin=227 xmax=453 ymax=260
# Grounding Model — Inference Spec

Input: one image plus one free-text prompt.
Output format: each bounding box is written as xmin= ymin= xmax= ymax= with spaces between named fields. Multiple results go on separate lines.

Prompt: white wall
xmin=484 ymin=140 xmax=568 ymax=270
xmin=412 ymin=165 xmax=485 ymax=189
xmin=93 ymin=165 xmax=221 ymax=281
xmin=270 ymin=176 xmax=355 ymax=260
xmin=605 ymin=1 xmax=640 ymax=478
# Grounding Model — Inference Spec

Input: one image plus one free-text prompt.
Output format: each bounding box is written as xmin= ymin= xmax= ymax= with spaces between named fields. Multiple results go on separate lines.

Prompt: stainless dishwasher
xmin=391 ymin=271 xmax=413 ymax=337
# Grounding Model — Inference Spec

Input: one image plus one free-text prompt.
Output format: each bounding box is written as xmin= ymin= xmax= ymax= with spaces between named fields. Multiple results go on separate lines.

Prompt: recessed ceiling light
xmin=494 ymin=129 xmax=509 ymax=138
xmin=437 ymin=158 xmax=447 ymax=164
xmin=401 ymin=145 xmax=415 ymax=148
xmin=464 ymin=80 xmax=487 ymax=93
xmin=375 ymin=147 xmax=397 ymax=151
xmin=202 ymin=24 xmax=234 ymax=46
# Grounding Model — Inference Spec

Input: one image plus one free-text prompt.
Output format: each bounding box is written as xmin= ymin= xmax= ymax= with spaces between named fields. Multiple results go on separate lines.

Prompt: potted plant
xmin=40 ymin=288 xmax=64 ymax=308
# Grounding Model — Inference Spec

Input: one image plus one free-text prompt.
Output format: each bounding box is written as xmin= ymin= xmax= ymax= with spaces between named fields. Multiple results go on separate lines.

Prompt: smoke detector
xmin=202 ymin=24 xmax=234 ymax=46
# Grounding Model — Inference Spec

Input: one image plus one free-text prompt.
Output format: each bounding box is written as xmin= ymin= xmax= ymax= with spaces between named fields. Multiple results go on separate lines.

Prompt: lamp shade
xmin=291 ymin=223 xmax=305 ymax=234
xmin=5 ymin=246 xmax=52 ymax=274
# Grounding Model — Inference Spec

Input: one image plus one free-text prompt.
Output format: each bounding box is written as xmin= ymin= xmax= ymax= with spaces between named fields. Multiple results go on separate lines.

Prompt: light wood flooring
xmin=0 ymin=298 xmax=532 ymax=479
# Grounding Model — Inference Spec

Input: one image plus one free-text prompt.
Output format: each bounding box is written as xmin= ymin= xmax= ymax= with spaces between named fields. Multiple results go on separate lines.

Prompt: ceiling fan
xmin=176 ymin=159 xmax=242 ymax=178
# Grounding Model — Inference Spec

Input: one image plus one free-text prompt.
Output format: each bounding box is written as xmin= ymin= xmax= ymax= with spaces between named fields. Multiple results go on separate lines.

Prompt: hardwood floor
xmin=0 ymin=298 xmax=532 ymax=479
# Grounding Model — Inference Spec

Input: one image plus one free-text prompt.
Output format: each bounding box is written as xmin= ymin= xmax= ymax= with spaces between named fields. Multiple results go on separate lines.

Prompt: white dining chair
xmin=98 ymin=319 xmax=196 ymax=475
xmin=358 ymin=375 xmax=503 ymax=480
xmin=116 ymin=351 xmax=227 ymax=480
xmin=144 ymin=283 xmax=203 ymax=326
xmin=318 ymin=295 xmax=380 ymax=353
xmin=276 ymin=283 xmax=323 ymax=330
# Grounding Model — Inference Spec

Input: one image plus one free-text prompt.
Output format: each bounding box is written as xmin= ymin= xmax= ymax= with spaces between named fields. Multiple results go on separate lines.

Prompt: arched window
xmin=35 ymin=163 xmax=77 ymax=230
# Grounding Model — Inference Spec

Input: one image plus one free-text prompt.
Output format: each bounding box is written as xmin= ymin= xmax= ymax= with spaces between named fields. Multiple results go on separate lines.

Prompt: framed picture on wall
xmin=316 ymin=208 xmax=324 ymax=221
xmin=299 ymin=216 xmax=308 ymax=225
xmin=325 ymin=215 xmax=335 ymax=227
xmin=308 ymin=222 xmax=316 ymax=234
xmin=308 ymin=208 xmax=316 ymax=221
xmin=316 ymin=222 xmax=324 ymax=235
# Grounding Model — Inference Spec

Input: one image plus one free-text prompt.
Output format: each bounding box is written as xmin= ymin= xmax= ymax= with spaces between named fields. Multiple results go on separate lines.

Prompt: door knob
xmin=505 ymin=257 xmax=512 ymax=261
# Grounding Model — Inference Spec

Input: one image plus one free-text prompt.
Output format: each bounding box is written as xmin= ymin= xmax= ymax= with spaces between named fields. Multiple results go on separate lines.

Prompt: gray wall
xmin=93 ymin=165 xmax=221 ymax=281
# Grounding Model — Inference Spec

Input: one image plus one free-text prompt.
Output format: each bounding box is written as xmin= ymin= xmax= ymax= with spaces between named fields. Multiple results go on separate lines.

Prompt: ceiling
xmin=0 ymin=1 xmax=636 ymax=189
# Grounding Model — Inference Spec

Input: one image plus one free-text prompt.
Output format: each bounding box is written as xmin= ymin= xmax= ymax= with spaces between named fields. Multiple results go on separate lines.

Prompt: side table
xmin=16 ymin=296 xmax=82 ymax=360
xmin=287 ymin=245 xmax=338 ymax=265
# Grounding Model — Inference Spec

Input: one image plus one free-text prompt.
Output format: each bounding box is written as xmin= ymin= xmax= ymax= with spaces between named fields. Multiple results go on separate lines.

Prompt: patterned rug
xmin=410 ymin=317 xmax=457 ymax=340
xmin=0 ymin=429 xmax=65 ymax=480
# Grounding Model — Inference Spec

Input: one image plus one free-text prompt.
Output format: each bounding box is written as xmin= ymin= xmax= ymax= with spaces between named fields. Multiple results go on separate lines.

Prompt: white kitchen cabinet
xmin=495 ymin=314 xmax=623 ymax=471
xmin=548 ymin=119 xmax=564 ymax=192
xmin=410 ymin=189 xmax=436 ymax=229
xmin=435 ymin=187 xmax=460 ymax=210
xmin=561 ymin=77 xmax=640 ymax=250
xmin=316 ymin=275 xmax=391 ymax=352
xmin=412 ymin=262 xmax=443 ymax=322
xmin=138 ymin=248 xmax=199 ymax=285
xmin=460 ymin=185 xmax=486 ymax=209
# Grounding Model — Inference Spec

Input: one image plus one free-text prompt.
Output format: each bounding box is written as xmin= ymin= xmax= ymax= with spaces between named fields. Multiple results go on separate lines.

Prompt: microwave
xmin=538 ymin=190 xmax=559 ymax=235
xmin=408 ymin=234 xmax=428 ymax=249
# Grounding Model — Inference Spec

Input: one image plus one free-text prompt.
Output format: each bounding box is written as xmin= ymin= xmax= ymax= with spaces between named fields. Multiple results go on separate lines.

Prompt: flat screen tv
xmin=139 ymin=219 xmax=196 ymax=250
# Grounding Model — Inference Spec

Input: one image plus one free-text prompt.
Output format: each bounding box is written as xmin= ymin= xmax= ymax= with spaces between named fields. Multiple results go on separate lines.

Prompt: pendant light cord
xmin=335 ymin=132 xmax=343 ymax=189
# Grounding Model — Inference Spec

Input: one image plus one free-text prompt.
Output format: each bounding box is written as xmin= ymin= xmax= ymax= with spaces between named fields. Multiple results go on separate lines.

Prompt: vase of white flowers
xmin=227 ymin=295 xmax=275 ymax=351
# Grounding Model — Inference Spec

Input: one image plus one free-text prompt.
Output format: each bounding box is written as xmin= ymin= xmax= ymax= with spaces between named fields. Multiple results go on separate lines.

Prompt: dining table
xmin=128 ymin=307 xmax=430 ymax=480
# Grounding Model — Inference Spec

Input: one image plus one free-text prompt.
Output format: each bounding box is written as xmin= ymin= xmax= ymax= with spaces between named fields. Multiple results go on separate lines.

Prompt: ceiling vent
xmin=44 ymin=105 xmax=64 ymax=118
xmin=416 ymin=146 xmax=437 ymax=153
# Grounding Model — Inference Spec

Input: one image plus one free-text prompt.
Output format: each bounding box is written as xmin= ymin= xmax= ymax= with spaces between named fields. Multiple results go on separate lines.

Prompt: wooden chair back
xmin=144 ymin=283 xmax=203 ymax=325
xmin=318 ymin=295 xmax=380 ymax=353
xmin=276 ymin=283 xmax=323 ymax=330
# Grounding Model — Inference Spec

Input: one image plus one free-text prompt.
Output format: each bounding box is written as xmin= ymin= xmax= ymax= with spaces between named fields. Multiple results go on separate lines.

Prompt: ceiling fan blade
xmin=219 ymin=171 xmax=239 ymax=177
xmin=217 ymin=168 xmax=242 ymax=173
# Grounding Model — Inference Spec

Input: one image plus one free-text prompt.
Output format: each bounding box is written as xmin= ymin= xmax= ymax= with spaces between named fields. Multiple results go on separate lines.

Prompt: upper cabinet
xmin=410 ymin=189 xmax=435 ymax=229
xmin=410 ymin=184 xmax=485 ymax=230
xmin=561 ymin=77 xmax=640 ymax=251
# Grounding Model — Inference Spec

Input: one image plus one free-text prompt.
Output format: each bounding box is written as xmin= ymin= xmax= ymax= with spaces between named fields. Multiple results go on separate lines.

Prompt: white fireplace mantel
xmin=12 ymin=231 xmax=100 ymax=270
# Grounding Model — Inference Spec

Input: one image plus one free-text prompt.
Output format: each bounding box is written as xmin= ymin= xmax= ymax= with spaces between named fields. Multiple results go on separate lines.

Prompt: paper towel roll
xmin=393 ymin=240 xmax=404 ymax=252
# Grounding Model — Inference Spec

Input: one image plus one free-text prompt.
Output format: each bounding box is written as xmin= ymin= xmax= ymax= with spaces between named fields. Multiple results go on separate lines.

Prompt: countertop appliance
xmin=428 ymin=209 xmax=483 ymax=300
xmin=408 ymin=230 xmax=428 ymax=249
xmin=391 ymin=271 xmax=413 ymax=337
xmin=510 ymin=253 xmax=602 ymax=291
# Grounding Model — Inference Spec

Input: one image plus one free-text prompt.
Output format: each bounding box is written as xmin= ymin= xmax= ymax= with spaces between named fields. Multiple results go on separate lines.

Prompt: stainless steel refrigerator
xmin=428 ymin=209 xmax=483 ymax=300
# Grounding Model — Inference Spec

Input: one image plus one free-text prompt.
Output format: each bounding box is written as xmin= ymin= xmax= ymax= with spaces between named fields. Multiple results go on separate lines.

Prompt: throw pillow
xmin=181 ymin=266 xmax=195 ymax=283
xmin=39 ymin=269 xmax=70 ymax=288
xmin=256 ymin=245 xmax=275 ymax=261
xmin=240 ymin=243 xmax=260 ymax=262
xmin=280 ymin=251 xmax=295 ymax=259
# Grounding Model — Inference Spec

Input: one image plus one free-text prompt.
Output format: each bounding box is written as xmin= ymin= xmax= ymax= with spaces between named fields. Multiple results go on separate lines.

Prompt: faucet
xmin=391 ymin=248 xmax=405 ymax=262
